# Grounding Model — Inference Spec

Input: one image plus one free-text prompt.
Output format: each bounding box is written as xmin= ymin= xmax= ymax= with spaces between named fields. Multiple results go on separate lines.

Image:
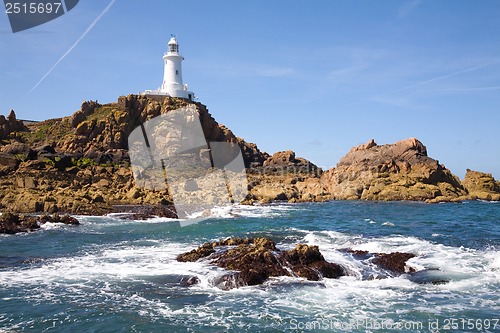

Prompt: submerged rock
xmin=180 ymin=276 xmax=200 ymax=287
xmin=177 ymin=237 xmax=347 ymax=290
xmin=406 ymin=269 xmax=451 ymax=285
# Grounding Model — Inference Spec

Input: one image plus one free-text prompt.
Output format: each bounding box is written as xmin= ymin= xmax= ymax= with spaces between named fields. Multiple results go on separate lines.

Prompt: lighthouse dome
xmin=168 ymin=36 xmax=178 ymax=45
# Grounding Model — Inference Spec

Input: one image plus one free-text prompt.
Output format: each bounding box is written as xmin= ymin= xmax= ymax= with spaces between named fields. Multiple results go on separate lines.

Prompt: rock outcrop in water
xmin=177 ymin=238 xmax=434 ymax=289
xmin=320 ymin=138 xmax=468 ymax=202
xmin=0 ymin=213 xmax=79 ymax=234
xmin=177 ymin=237 xmax=347 ymax=289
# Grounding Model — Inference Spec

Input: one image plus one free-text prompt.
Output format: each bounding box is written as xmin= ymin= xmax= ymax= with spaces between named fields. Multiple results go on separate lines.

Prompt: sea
xmin=0 ymin=201 xmax=499 ymax=332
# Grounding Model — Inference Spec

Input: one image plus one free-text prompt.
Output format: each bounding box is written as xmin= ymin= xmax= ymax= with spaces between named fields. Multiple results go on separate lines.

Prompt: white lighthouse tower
xmin=142 ymin=35 xmax=195 ymax=101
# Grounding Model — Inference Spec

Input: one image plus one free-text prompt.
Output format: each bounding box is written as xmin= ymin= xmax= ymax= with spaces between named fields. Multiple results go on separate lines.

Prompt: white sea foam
xmin=1 ymin=218 xmax=499 ymax=327
xmin=40 ymin=222 xmax=69 ymax=230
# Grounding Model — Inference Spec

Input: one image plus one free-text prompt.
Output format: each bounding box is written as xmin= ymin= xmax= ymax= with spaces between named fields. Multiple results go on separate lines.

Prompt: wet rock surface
xmin=0 ymin=213 xmax=80 ymax=234
xmin=177 ymin=237 xmax=347 ymax=290
xmin=372 ymin=252 xmax=416 ymax=274
xmin=177 ymin=238 xmax=450 ymax=290
xmin=111 ymin=205 xmax=178 ymax=220
xmin=345 ymin=249 xmax=416 ymax=276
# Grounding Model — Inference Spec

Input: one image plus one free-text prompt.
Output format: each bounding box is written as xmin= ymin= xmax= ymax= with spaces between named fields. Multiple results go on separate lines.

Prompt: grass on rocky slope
xmin=19 ymin=117 xmax=73 ymax=146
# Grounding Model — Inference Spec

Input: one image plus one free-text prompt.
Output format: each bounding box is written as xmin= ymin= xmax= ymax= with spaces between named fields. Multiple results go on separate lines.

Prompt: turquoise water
xmin=0 ymin=201 xmax=499 ymax=332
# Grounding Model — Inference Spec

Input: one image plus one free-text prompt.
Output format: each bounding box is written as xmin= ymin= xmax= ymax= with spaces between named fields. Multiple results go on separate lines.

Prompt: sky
xmin=1 ymin=0 xmax=499 ymax=179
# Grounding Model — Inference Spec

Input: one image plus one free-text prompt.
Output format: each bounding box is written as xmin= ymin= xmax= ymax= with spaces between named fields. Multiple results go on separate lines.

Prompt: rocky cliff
xmin=461 ymin=169 xmax=500 ymax=201
xmin=0 ymin=95 xmax=268 ymax=214
xmin=0 ymin=96 xmax=498 ymax=217
xmin=320 ymin=138 xmax=470 ymax=202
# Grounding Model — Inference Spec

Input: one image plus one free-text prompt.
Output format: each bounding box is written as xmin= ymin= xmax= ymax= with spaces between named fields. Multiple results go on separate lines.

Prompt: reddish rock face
xmin=321 ymin=138 xmax=467 ymax=202
xmin=263 ymin=150 xmax=318 ymax=172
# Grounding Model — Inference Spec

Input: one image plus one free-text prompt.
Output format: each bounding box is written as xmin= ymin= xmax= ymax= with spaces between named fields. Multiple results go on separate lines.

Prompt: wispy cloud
xmin=326 ymin=65 xmax=369 ymax=84
xmin=398 ymin=0 xmax=422 ymax=18
xmin=26 ymin=0 xmax=117 ymax=96
xmin=307 ymin=139 xmax=323 ymax=147
xmin=436 ymin=86 xmax=500 ymax=93
xmin=370 ymin=95 xmax=426 ymax=109
xmin=256 ymin=67 xmax=295 ymax=77
xmin=387 ymin=60 xmax=498 ymax=95
xmin=217 ymin=63 xmax=295 ymax=78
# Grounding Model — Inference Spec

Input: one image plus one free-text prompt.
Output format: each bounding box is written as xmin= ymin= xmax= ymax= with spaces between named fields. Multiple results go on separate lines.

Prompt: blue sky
xmin=1 ymin=0 xmax=499 ymax=178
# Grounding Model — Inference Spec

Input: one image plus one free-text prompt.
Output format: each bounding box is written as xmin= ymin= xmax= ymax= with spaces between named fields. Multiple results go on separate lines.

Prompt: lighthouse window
xmin=169 ymin=44 xmax=178 ymax=53
xmin=176 ymin=70 xmax=179 ymax=75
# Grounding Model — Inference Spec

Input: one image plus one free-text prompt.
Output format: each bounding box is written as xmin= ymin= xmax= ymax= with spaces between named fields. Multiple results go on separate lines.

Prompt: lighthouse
xmin=142 ymin=35 xmax=195 ymax=101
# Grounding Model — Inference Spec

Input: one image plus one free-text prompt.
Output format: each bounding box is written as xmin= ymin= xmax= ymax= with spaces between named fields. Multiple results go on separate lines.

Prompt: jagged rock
xmin=180 ymin=276 xmax=200 ymax=287
xmin=321 ymin=138 xmax=467 ymax=201
xmin=462 ymin=169 xmax=500 ymax=201
xmin=0 ymin=154 xmax=20 ymax=168
xmin=238 ymin=139 xmax=269 ymax=168
xmin=281 ymin=244 xmax=346 ymax=280
xmin=7 ymin=110 xmax=16 ymax=123
xmin=177 ymin=243 xmax=216 ymax=262
xmin=0 ymin=213 xmax=79 ymax=234
xmin=248 ymin=150 xmax=323 ymax=203
xmin=0 ymin=110 xmax=28 ymax=140
xmin=62 ymin=95 xmax=268 ymax=166
xmin=349 ymin=138 xmax=377 ymax=153
xmin=71 ymin=101 xmax=100 ymax=128
xmin=1 ymin=143 xmax=37 ymax=160
xmin=372 ymin=252 xmax=416 ymax=274
xmin=38 ymin=214 xmax=80 ymax=225
xmin=177 ymin=237 xmax=346 ymax=289
xmin=343 ymin=249 xmax=447 ymax=283
xmin=263 ymin=150 xmax=318 ymax=172
xmin=34 ymin=144 xmax=56 ymax=155
xmin=263 ymin=150 xmax=297 ymax=167
xmin=0 ymin=213 xmax=39 ymax=234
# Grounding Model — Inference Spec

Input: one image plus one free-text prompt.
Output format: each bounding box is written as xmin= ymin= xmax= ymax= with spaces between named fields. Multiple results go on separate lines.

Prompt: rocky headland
xmin=321 ymin=138 xmax=468 ymax=203
xmin=0 ymin=94 xmax=499 ymax=225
